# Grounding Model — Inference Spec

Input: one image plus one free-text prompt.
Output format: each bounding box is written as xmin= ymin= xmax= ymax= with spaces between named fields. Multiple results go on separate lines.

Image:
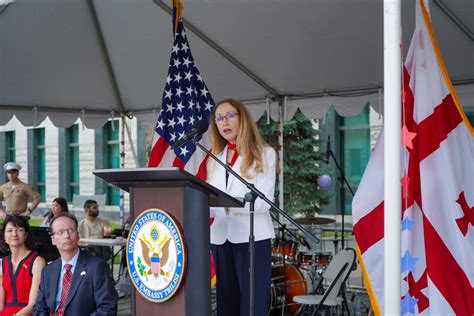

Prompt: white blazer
xmin=208 ymin=145 xmax=276 ymax=245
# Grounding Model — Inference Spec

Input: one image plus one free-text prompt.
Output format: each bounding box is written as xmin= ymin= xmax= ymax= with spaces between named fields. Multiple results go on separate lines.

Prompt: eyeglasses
xmin=51 ymin=228 xmax=77 ymax=236
xmin=215 ymin=111 xmax=239 ymax=124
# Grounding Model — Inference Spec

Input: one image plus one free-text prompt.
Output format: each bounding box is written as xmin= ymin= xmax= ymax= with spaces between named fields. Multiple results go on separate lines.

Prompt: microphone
xmin=172 ymin=120 xmax=208 ymax=149
xmin=325 ymin=136 xmax=331 ymax=164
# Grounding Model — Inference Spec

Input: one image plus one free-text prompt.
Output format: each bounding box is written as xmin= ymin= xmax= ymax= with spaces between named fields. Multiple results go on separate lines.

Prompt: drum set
xmin=269 ymin=217 xmax=336 ymax=316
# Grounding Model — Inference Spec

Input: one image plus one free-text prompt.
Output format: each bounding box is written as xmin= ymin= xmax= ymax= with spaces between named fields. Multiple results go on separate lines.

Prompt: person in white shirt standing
xmin=207 ymin=99 xmax=276 ymax=316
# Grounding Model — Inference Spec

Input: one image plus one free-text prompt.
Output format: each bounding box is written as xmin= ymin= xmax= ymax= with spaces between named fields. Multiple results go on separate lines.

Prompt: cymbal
xmin=292 ymin=217 xmax=336 ymax=225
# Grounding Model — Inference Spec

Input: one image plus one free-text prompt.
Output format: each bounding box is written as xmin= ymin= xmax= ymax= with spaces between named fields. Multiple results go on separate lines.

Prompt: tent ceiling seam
xmin=86 ymin=0 xmax=127 ymax=114
xmin=433 ymin=0 xmax=474 ymax=41
xmin=153 ymin=0 xmax=282 ymax=99
xmin=1 ymin=79 xmax=472 ymax=116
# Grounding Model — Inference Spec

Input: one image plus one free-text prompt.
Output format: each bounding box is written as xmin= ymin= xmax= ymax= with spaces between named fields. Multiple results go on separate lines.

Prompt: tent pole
xmin=278 ymin=98 xmax=285 ymax=216
xmin=383 ymin=0 xmax=402 ymax=314
xmin=120 ymin=115 xmax=139 ymax=167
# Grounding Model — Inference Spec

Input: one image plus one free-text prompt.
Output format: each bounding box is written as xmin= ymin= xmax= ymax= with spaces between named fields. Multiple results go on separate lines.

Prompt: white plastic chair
xmin=293 ymin=247 xmax=356 ymax=315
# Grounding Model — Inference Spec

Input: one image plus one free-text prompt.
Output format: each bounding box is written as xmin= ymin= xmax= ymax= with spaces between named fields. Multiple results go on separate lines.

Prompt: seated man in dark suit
xmin=34 ymin=212 xmax=118 ymax=316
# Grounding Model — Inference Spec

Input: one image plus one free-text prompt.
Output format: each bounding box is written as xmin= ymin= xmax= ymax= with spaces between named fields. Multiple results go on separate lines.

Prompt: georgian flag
xmin=352 ymin=0 xmax=474 ymax=314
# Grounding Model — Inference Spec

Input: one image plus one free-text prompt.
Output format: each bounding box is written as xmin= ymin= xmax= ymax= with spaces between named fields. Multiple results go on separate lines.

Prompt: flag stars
xmin=204 ymin=101 xmax=213 ymax=112
xmin=176 ymin=102 xmax=185 ymax=112
xmin=201 ymin=87 xmax=209 ymax=97
xmin=401 ymin=171 xmax=410 ymax=199
xmin=156 ymin=119 xmax=166 ymax=131
xmin=174 ymin=73 xmax=182 ymax=83
xmin=152 ymin=21 xmax=215 ymax=167
xmin=173 ymin=58 xmax=181 ymax=69
xmin=401 ymin=216 xmax=415 ymax=232
xmin=177 ymin=116 xmax=186 ymax=127
xmin=179 ymin=146 xmax=189 ymax=157
xmin=401 ymin=293 xmax=418 ymax=315
xmin=182 ymin=57 xmax=192 ymax=67
xmin=402 ymin=124 xmax=417 ymax=149
xmin=184 ymin=71 xmax=193 ymax=81
xmin=181 ymin=42 xmax=189 ymax=53
xmin=401 ymin=250 xmax=419 ymax=274
xmin=169 ymin=132 xmax=177 ymax=142
xmin=166 ymin=104 xmax=175 ymax=113
xmin=164 ymin=89 xmax=173 ymax=100
xmin=168 ymin=118 xmax=176 ymax=129
xmin=175 ymin=87 xmax=184 ymax=98
xmin=172 ymin=44 xmax=179 ymax=54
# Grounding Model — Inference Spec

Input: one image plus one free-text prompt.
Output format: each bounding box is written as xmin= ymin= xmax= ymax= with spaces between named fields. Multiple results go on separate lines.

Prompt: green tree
xmin=257 ymin=109 xmax=332 ymax=216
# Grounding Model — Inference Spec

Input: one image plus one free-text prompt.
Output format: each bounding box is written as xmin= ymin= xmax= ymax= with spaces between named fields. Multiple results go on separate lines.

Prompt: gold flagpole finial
xmin=172 ymin=0 xmax=184 ymax=34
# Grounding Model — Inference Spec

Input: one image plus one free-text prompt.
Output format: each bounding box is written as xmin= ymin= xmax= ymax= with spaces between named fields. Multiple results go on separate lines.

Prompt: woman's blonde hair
xmin=208 ymin=99 xmax=267 ymax=179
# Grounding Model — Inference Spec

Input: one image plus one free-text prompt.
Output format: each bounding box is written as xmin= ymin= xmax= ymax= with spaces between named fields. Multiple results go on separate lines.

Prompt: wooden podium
xmin=93 ymin=167 xmax=243 ymax=315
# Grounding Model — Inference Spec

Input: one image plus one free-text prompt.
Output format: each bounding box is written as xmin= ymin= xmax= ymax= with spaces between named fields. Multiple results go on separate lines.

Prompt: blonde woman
xmin=207 ymin=99 xmax=276 ymax=316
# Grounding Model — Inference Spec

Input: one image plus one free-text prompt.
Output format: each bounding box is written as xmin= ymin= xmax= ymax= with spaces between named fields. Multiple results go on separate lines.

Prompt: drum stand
xmin=273 ymin=225 xmax=290 ymax=316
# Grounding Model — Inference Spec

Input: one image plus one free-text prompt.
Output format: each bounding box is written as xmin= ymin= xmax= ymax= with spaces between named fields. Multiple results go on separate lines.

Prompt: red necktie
xmin=56 ymin=263 xmax=72 ymax=316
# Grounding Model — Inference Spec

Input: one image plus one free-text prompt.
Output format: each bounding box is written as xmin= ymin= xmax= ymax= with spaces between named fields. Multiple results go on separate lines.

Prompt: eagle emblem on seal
xmin=139 ymin=232 xmax=172 ymax=277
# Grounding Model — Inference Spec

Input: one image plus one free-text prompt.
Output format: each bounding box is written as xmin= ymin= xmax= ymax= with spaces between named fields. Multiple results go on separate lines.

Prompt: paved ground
xmin=116 ymin=229 xmax=373 ymax=315
xmin=115 ymin=259 xmax=373 ymax=315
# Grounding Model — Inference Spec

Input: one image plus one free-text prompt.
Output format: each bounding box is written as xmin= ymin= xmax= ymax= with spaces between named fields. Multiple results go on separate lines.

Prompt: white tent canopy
xmin=0 ymin=0 xmax=473 ymax=128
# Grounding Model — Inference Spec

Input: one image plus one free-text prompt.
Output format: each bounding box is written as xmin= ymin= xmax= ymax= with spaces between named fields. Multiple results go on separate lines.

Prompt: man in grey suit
xmin=34 ymin=212 xmax=118 ymax=315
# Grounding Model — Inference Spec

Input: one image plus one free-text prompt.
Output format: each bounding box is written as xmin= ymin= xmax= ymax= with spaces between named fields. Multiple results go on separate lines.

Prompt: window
xmin=34 ymin=128 xmax=46 ymax=201
xmin=466 ymin=112 xmax=474 ymax=126
xmin=339 ymin=105 xmax=371 ymax=215
xmin=1 ymin=131 xmax=16 ymax=182
xmin=105 ymin=120 xmax=120 ymax=205
xmin=6 ymin=131 xmax=16 ymax=162
xmin=67 ymin=124 xmax=80 ymax=201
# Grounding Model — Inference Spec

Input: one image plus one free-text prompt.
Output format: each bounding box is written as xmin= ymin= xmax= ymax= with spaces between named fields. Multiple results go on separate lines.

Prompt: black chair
xmin=29 ymin=227 xmax=60 ymax=263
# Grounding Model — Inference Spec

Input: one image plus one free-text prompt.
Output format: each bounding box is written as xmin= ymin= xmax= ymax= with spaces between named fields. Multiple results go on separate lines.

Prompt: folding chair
xmin=293 ymin=247 xmax=356 ymax=315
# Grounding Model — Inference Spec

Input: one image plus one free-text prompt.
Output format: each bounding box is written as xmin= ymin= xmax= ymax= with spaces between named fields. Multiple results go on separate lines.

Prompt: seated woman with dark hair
xmin=0 ymin=215 xmax=46 ymax=315
xmin=40 ymin=197 xmax=69 ymax=228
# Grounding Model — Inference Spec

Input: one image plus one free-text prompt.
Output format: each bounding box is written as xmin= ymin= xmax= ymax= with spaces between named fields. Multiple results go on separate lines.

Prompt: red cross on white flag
xmin=352 ymin=0 xmax=474 ymax=314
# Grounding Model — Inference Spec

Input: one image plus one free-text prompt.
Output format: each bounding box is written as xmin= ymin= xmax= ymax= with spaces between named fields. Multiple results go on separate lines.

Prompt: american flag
xmin=148 ymin=1 xmax=214 ymax=181
xmin=352 ymin=0 xmax=474 ymax=314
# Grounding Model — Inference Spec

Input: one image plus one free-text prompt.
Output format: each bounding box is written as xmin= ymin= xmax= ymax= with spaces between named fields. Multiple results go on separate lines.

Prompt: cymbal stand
xmin=326 ymin=147 xmax=355 ymax=250
xmin=271 ymin=214 xmax=309 ymax=249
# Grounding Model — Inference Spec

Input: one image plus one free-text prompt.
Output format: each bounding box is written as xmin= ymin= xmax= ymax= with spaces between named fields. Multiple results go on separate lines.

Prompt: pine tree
xmin=257 ymin=109 xmax=332 ymax=216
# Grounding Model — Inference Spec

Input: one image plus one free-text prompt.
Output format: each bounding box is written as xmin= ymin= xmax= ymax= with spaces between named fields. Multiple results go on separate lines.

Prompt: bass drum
xmin=268 ymin=264 xmax=308 ymax=315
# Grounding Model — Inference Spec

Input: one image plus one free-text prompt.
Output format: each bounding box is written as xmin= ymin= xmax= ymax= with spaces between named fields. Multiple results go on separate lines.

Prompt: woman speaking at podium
xmin=207 ymin=99 xmax=276 ymax=316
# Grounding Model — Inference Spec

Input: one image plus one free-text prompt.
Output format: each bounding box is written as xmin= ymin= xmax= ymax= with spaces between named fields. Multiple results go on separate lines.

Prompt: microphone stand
xmin=191 ymin=138 xmax=320 ymax=316
xmin=326 ymin=148 xmax=355 ymax=250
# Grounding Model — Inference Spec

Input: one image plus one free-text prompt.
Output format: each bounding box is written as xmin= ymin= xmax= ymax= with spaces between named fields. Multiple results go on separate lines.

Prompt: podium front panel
xmin=130 ymin=185 xmax=210 ymax=315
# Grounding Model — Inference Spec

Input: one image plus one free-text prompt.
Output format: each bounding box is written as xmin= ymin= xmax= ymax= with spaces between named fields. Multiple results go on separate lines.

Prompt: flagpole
xmin=383 ymin=0 xmax=401 ymax=314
